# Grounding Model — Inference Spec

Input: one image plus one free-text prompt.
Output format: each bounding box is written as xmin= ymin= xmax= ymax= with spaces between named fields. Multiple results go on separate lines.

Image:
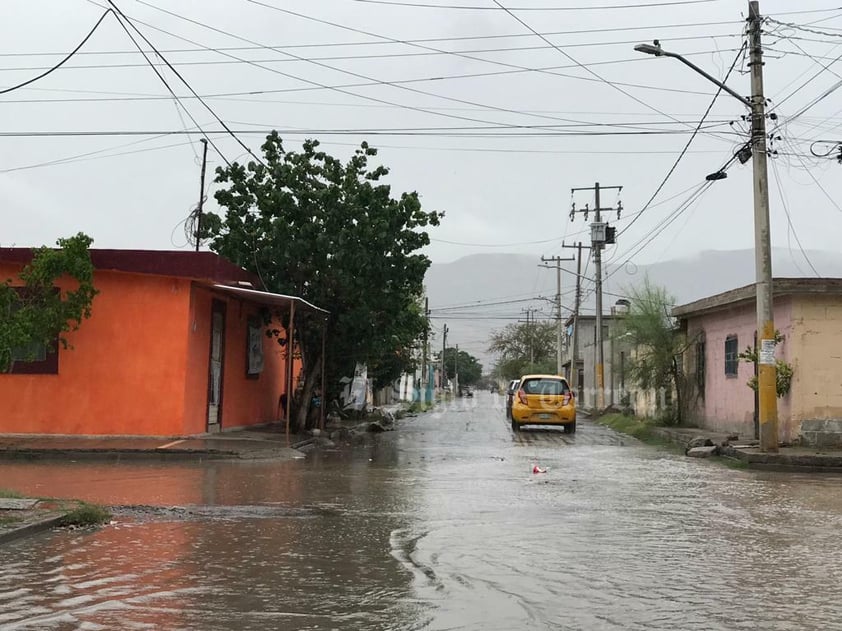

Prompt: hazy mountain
xmin=425 ymin=248 xmax=842 ymax=371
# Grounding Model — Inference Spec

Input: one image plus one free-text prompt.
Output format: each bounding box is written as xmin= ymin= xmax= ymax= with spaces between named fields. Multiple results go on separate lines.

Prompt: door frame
xmin=207 ymin=299 xmax=227 ymax=431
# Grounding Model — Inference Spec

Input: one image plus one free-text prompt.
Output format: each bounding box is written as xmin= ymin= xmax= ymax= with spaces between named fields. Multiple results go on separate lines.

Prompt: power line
xmin=242 ymin=0 xmax=741 ymax=137
xmin=0 ymin=33 xmax=750 ymax=71
xmin=490 ymin=0 xmax=705 ymax=134
xmin=0 ymin=127 xmax=742 ymax=138
xmin=106 ymin=0 xmax=266 ymax=166
xmin=617 ymin=40 xmax=747 ymax=237
xmin=347 ymin=0 xmax=720 ymax=9
xmin=0 ymin=9 xmax=113 ymax=95
xmin=135 ymin=0 xmax=603 ymax=134
xmin=769 ymin=157 xmax=821 ymax=277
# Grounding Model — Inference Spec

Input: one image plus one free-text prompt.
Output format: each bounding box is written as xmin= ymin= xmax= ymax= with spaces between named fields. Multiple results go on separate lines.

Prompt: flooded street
xmin=2 ymin=392 xmax=842 ymax=630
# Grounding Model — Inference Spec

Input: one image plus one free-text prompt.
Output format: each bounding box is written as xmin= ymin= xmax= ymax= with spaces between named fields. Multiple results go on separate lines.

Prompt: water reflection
xmin=3 ymin=399 xmax=842 ymax=630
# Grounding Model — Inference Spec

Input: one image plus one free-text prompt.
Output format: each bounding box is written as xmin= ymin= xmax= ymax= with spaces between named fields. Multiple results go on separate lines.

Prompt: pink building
xmin=673 ymin=278 xmax=842 ymax=446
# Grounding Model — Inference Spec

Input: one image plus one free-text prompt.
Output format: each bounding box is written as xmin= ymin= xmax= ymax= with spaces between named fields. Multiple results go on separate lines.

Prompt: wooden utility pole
xmin=570 ymin=184 xmax=621 ymax=411
xmin=540 ymin=254 xmax=574 ymax=375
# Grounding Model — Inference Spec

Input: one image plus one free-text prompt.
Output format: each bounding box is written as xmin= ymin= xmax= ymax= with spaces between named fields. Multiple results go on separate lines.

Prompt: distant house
xmin=0 ymin=249 xmax=325 ymax=437
xmin=562 ymin=311 xmax=635 ymax=411
xmin=673 ymin=278 xmax=842 ymax=445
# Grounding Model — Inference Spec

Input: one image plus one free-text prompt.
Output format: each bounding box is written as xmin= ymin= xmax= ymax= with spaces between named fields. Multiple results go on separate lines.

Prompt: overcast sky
xmin=3 ymin=0 xmax=842 ymax=276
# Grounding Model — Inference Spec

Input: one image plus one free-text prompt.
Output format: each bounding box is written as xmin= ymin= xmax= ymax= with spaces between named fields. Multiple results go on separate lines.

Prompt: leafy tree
xmin=738 ymin=331 xmax=792 ymax=398
xmin=488 ymin=320 xmax=557 ymax=380
xmin=439 ymin=346 xmax=482 ymax=386
xmin=202 ymin=134 xmax=443 ymax=430
xmin=617 ymin=278 xmax=685 ymax=423
xmin=0 ymin=233 xmax=98 ymax=373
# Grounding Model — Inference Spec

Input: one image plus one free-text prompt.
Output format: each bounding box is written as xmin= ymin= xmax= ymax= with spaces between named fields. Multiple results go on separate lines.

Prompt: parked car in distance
xmin=510 ymin=374 xmax=576 ymax=433
xmin=505 ymin=379 xmax=520 ymax=419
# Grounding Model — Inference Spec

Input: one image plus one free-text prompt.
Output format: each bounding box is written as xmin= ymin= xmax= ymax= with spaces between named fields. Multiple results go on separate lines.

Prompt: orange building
xmin=0 ymin=249 xmax=324 ymax=437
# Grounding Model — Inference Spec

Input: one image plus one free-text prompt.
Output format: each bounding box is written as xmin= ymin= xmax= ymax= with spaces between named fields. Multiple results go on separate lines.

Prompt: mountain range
xmin=424 ymin=248 xmax=842 ymax=371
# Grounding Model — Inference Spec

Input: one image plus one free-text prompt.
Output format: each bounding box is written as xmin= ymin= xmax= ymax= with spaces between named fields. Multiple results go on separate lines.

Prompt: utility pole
xmin=749 ymin=0 xmax=778 ymax=452
xmin=521 ymin=307 xmax=539 ymax=368
xmin=441 ymin=324 xmax=448 ymax=393
xmin=570 ymin=183 xmax=621 ymax=412
xmin=421 ymin=297 xmax=429 ymax=403
xmin=194 ymin=138 xmax=208 ymax=252
xmin=455 ymin=343 xmax=459 ymax=394
xmin=541 ymin=254 xmax=574 ymax=375
xmin=562 ymin=242 xmax=586 ymax=384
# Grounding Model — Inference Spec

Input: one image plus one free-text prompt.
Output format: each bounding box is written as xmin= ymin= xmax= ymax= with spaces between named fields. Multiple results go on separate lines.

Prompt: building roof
xmin=0 ymin=248 xmax=259 ymax=287
xmin=0 ymin=248 xmax=328 ymax=314
xmin=673 ymin=277 xmax=842 ymax=319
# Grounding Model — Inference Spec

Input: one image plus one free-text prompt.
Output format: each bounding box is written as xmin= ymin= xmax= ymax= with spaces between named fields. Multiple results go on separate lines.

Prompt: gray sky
xmin=3 ymin=0 xmax=842 ymax=274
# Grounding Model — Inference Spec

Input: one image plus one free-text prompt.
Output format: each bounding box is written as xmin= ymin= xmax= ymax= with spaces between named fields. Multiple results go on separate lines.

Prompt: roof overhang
xmin=206 ymin=283 xmax=328 ymax=316
xmin=673 ymin=277 xmax=842 ymax=320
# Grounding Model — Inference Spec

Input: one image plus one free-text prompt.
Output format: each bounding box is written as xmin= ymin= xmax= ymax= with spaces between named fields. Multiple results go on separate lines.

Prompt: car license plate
xmin=539 ymin=413 xmax=551 ymax=419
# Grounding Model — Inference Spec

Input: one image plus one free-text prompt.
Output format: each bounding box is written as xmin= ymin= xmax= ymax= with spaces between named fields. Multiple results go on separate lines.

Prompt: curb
xmin=0 ymin=511 xmax=66 ymax=545
xmin=0 ymin=448 xmax=304 ymax=462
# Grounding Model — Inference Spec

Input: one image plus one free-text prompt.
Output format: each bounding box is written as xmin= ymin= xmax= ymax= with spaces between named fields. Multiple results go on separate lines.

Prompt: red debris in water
xmin=532 ymin=465 xmax=547 ymax=474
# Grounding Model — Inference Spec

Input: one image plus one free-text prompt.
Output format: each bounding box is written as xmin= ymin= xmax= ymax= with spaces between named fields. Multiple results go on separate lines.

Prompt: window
xmin=724 ymin=335 xmax=738 ymax=377
xmin=5 ymin=287 xmax=59 ymax=375
xmin=521 ymin=378 xmax=570 ymax=396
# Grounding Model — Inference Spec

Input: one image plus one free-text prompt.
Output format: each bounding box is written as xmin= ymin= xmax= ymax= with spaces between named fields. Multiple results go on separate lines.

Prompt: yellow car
xmin=510 ymin=374 xmax=576 ymax=433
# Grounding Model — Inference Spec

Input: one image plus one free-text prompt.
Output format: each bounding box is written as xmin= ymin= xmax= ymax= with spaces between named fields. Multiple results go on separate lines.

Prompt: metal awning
xmin=207 ymin=283 xmax=328 ymax=315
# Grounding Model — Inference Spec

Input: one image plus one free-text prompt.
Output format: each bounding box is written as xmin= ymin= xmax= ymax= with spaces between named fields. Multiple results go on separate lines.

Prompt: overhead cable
xmin=0 ymin=9 xmax=113 ymax=95
xmin=617 ymin=40 xmax=747 ymax=238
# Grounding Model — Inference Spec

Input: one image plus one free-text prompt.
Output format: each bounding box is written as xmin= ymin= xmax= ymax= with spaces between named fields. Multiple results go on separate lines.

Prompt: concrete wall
xmin=788 ymin=295 xmax=842 ymax=442
xmin=683 ymin=298 xmax=795 ymax=440
xmin=0 ymin=267 xmax=192 ymax=435
xmin=0 ymin=263 xmax=290 ymax=436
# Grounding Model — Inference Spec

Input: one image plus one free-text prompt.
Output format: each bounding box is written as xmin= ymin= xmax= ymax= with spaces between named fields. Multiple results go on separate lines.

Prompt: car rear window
xmin=521 ymin=378 xmax=569 ymax=396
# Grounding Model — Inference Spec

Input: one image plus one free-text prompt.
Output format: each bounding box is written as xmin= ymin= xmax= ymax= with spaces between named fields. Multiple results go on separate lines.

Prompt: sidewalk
xmin=650 ymin=425 xmax=842 ymax=471
xmin=0 ymin=424 xmax=305 ymax=461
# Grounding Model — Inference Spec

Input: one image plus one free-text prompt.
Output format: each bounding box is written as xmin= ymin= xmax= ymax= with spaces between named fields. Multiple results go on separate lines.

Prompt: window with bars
xmin=724 ymin=335 xmax=739 ymax=377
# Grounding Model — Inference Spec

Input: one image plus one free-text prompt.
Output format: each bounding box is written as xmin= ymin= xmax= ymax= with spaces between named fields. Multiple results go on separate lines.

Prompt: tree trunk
xmin=295 ymin=352 xmax=322 ymax=432
xmin=671 ymin=355 xmax=683 ymax=425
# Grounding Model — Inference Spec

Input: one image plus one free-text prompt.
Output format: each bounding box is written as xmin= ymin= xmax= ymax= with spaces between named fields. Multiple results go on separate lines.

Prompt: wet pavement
xmin=2 ymin=392 xmax=842 ymax=630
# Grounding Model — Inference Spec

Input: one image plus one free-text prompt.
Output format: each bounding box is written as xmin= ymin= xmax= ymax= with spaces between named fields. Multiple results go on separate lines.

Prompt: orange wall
xmin=0 ymin=265 xmax=191 ymax=435
xmin=1 ymin=264 xmax=294 ymax=436
xmin=183 ymin=286 xmax=288 ymax=433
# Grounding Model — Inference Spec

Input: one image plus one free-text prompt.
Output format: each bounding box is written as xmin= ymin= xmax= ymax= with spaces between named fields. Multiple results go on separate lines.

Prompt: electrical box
xmin=590 ymin=222 xmax=607 ymax=243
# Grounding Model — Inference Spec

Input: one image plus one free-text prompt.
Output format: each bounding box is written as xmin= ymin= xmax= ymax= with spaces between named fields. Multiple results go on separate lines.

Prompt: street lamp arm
xmin=634 ymin=44 xmax=751 ymax=108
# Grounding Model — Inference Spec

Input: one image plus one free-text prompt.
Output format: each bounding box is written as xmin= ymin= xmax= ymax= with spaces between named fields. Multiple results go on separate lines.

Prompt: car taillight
xmin=563 ymin=393 xmax=572 ymax=405
xmin=517 ymin=389 xmax=528 ymax=405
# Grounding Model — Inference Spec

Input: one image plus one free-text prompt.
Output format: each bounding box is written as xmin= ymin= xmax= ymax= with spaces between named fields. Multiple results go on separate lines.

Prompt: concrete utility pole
xmin=632 ymin=1 xmax=778 ymax=451
xmin=562 ymin=242 xmax=586 ymax=385
xmin=441 ymin=323 xmax=448 ymax=392
xmin=194 ymin=138 xmax=208 ymax=252
xmin=748 ymin=0 xmax=779 ymax=453
xmin=541 ymin=255 xmax=574 ymax=375
xmin=455 ymin=343 xmax=459 ymax=394
xmin=521 ymin=307 xmax=539 ymax=367
xmin=421 ymin=297 xmax=429 ymax=402
xmin=570 ymin=183 xmax=621 ymax=412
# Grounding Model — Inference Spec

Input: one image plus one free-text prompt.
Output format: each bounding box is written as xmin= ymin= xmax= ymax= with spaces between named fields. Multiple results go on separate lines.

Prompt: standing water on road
xmin=2 ymin=392 xmax=842 ymax=630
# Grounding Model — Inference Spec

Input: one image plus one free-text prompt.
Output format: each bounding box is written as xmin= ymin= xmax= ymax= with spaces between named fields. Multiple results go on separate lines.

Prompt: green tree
xmin=202 ymin=134 xmax=443 ymax=430
xmin=0 ymin=233 xmax=98 ymax=373
xmin=488 ymin=320 xmax=557 ymax=380
xmin=440 ymin=346 xmax=482 ymax=386
xmin=617 ymin=278 xmax=685 ymax=424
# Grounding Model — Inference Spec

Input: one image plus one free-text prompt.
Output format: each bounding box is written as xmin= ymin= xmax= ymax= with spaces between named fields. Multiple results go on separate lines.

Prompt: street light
xmin=634 ymin=0 xmax=779 ymax=452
